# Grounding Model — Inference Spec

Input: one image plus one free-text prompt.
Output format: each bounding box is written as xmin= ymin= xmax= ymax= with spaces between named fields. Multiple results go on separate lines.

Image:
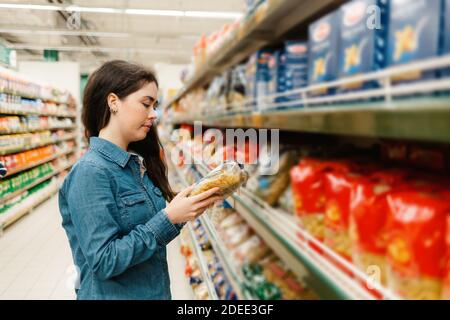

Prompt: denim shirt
xmin=59 ymin=137 xmax=183 ymax=300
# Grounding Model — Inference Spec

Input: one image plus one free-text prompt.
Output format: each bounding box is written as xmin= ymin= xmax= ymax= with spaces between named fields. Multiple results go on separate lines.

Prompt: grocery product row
xmin=0 ymin=66 xmax=79 ymax=233
xmin=1 ymin=140 xmax=75 ymax=177
xmin=170 ymin=159 xmax=318 ymax=300
xmin=170 ymin=0 xmax=450 ymax=109
xmin=0 ymin=115 xmax=76 ymax=134
xmin=0 ymin=130 xmax=76 ymax=156
xmin=0 ymin=152 xmax=76 ymax=204
xmin=0 ymin=93 xmax=76 ymax=118
xmin=163 ymin=125 xmax=450 ymax=300
xmin=0 ymin=66 xmax=74 ymax=104
xmin=0 ymin=171 xmax=70 ymax=233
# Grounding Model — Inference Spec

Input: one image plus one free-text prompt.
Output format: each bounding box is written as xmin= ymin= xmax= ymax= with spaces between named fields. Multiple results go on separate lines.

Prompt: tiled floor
xmin=0 ymin=195 xmax=193 ymax=300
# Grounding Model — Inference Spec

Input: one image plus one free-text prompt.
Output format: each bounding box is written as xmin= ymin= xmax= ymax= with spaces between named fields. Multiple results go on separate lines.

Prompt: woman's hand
xmin=164 ymin=184 xmax=223 ymax=224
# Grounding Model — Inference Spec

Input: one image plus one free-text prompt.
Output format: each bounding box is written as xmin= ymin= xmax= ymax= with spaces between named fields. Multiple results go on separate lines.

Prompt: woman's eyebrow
xmin=142 ymin=96 xmax=157 ymax=102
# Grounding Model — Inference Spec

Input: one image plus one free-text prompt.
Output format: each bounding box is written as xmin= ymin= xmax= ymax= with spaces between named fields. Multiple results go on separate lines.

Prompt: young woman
xmin=59 ymin=60 xmax=221 ymax=300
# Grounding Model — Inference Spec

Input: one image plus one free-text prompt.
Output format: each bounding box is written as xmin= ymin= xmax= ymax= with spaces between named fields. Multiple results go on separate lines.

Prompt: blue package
xmin=338 ymin=0 xmax=389 ymax=90
xmin=268 ymin=49 xmax=281 ymax=105
xmin=284 ymin=41 xmax=309 ymax=103
xmin=308 ymin=10 xmax=341 ymax=95
xmin=387 ymin=0 xmax=445 ymax=81
xmin=254 ymin=49 xmax=274 ymax=110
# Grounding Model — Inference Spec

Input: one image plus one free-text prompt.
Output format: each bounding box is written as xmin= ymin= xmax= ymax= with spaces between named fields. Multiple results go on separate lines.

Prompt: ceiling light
xmin=0 ymin=3 xmax=242 ymax=19
xmin=0 ymin=4 xmax=60 ymax=11
xmin=125 ymin=9 xmax=184 ymax=17
xmin=65 ymin=6 xmax=122 ymax=14
xmin=185 ymin=11 xmax=242 ymax=19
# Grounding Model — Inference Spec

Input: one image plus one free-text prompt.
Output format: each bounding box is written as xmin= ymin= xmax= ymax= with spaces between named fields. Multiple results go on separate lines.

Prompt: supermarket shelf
xmin=170 ymin=157 xmax=252 ymax=300
xmin=0 ymin=88 xmax=69 ymax=105
xmin=173 ymin=97 xmax=450 ymax=143
xmin=0 ymin=108 xmax=77 ymax=118
xmin=169 ymin=54 xmax=450 ymax=143
xmin=0 ymin=134 xmax=77 ymax=156
xmin=178 ymin=148 xmax=401 ymax=300
xmin=163 ymin=0 xmax=343 ymax=109
xmin=4 ymin=148 xmax=75 ymax=177
xmin=0 ymin=125 xmax=77 ymax=135
xmin=187 ymin=222 xmax=220 ymax=300
xmin=200 ymin=214 xmax=255 ymax=300
xmin=0 ymin=160 xmax=75 ymax=205
xmin=0 ymin=179 xmax=60 ymax=234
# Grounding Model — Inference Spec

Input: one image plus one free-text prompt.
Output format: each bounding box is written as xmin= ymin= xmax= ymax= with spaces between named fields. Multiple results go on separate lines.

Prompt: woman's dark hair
xmin=82 ymin=60 xmax=174 ymax=201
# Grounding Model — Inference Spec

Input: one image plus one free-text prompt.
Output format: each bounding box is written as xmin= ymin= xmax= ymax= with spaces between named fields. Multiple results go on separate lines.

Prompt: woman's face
xmin=113 ymin=81 xmax=159 ymax=143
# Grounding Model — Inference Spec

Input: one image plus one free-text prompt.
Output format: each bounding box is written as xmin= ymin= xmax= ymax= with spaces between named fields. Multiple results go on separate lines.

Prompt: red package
xmin=385 ymin=190 xmax=450 ymax=300
xmin=290 ymin=158 xmax=349 ymax=241
xmin=350 ymin=169 xmax=410 ymax=283
xmin=324 ymin=168 xmax=363 ymax=260
xmin=442 ymin=214 xmax=450 ymax=300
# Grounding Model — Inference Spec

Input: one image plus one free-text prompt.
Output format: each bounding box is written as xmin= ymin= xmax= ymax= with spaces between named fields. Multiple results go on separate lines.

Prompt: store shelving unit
xmin=3 ymin=148 xmax=75 ymax=178
xmin=170 ymin=157 xmax=254 ymax=300
xmin=169 ymin=55 xmax=450 ymax=143
xmin=161 ymin=0 xmax=450 ymax=301
xmin=0 ymin=160 xmax=75 ymax=234
xmin=0 ymin=134 xmax=77 ymax=156
xmin=0 ymin=68 xmax=79 ymax=234
xmin=163 ymin=0 xmax=346 ymax=109
xmin=186 ymin=222 xmax=220 ymax=300
xmin=173 ymin=145 xmax=401 ymax=300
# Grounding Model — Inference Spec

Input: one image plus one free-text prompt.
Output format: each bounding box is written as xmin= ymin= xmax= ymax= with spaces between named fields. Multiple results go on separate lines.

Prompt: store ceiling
xmin=0 ymin=0 xmax=243 ymax=73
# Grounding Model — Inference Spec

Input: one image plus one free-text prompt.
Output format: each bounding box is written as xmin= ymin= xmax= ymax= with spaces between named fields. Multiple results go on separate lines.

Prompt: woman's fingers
xmin=176 ymin=184 xmax=196 ymax=198
xmin=194 ymin=196 xmax=223 ymax=211
xmin=190 ymin=187 xmax=220 ymax=202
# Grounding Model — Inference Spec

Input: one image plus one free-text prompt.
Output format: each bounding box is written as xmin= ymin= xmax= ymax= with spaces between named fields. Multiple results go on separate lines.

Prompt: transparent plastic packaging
xmin=189 ymin=161 xmax=249 ymax=197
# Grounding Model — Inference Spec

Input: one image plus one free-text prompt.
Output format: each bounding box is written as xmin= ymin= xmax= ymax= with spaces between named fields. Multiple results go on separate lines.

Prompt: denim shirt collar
xmin=89 ymin=137 xmax=131 ymax=168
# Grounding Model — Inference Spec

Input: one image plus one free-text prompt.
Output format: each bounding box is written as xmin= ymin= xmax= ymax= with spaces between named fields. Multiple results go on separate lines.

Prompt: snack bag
xmin=385 ymin=190 xmax=450 ymax=300
xmin=189 ymin=161 xmax=248 ymax=198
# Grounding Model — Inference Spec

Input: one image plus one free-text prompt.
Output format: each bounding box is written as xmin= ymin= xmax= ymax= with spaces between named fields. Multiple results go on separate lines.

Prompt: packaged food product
xmin=442 ymin=214 xmax=450 ymax=300
xmin=385 ymin=190 xmax=450 ymax=300
xmin=233 ymin=234 xmax=271 ymax=265
xmin=387 ymin=0 xmax=446 ymax=82
xmin=193 ymin=282 xmax=210 ymax=300
xmin=278 ymin=185 xmax=295 ymax=214
xmin=290 ymin=158 xmax=349 ymax=241
xmin=308 ymin=10 xmax=341 ymax=95
xmin=208 ymin=201 xmax=235 ymax=228
xmin=218 ymin=212 xmax=244 ymax=230
xmin=189 ymin=161 xmax=248 ymax=198
xmin=350 ymin=169 xmax=409 ymax=283
xmin=223 ymin=223 xmax=252 ymax=248
xmin=247 ymin=149 xmax=297 ymax=205
xmin=338 ymin=0 xmax=389 ymax=90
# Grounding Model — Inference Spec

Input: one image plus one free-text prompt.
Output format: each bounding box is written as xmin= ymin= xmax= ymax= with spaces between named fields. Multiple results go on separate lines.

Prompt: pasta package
xmin=387 ymin=0 xmax=446 ymax=81
xmin=189 ymin=161 xmax=248 ymax=197
xmin=385 ymin=190 xmax=450 ymax=300
xmin=350 ymin=169 xmax=410 ymax=284
xmin=324 ymin=169 xmax=361 ymax=260
xmin=290 ymin=158 xmax=350 ymax=241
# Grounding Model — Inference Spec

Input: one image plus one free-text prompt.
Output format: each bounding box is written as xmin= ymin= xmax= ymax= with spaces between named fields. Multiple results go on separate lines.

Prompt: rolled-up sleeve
xmin=66 ymin=161 xmax=180 ymax=281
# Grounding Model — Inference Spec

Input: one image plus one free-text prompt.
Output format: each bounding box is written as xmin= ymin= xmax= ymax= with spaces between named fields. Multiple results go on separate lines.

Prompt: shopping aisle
xmin=0 ymin=194 xmax=194 ymax=300
xmin=0 ymin=195 xmax=75 ymax=300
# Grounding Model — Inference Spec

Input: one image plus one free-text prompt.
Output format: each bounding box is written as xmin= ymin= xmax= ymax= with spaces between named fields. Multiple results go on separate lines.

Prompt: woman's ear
xmin=107 ymin=93 xmax=120 ymax=114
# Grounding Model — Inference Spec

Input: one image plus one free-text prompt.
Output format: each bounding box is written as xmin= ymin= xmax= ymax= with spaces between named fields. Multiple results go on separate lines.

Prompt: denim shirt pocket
xmin=118 ymin=190 xmax=152 ymax=229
